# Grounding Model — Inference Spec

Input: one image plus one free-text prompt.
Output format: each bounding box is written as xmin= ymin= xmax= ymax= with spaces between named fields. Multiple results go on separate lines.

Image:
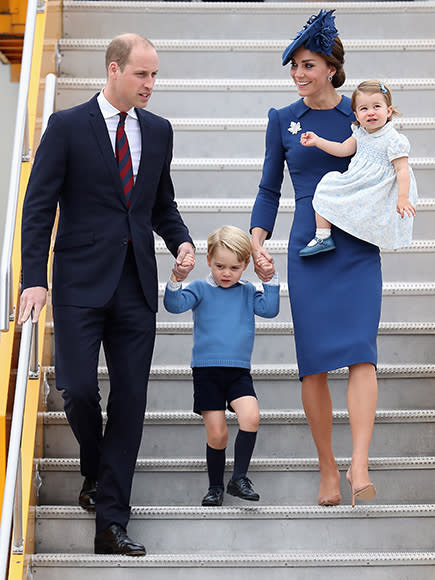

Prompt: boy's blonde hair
xmin=207 ymin=226 xmax=251 ymax=263
xmin=351 ymin=80 xmax=400 ymax=125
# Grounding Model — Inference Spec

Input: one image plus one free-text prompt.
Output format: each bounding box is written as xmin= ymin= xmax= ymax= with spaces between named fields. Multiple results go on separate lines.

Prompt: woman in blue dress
xmin=250 ymin=10 xmax=380 ymax=507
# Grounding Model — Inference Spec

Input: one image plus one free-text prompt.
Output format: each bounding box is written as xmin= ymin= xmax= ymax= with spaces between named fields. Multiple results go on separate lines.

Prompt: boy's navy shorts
xmin=192 ymin=366 xmax=257 ymax=415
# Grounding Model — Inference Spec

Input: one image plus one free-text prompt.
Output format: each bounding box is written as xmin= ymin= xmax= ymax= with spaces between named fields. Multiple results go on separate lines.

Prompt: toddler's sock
xmin=232 ymin=430 xmax=257 ymax=480
xmin=206 ymin=444 xmax=226 ymax=487
xmin=307 ymin=227 xmax=331 ymax=247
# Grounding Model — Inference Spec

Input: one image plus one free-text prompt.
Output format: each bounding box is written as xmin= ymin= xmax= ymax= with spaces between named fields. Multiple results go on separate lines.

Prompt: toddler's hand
xmin=397 ymin=198 xmax=417 ymax=219
xmin=253 ymin=248 xmax=275 ymax=282
xmin=300 ymin=131 xmax=318 ymax=147
xmin=171 ymin=253 xmax=195 ymax=283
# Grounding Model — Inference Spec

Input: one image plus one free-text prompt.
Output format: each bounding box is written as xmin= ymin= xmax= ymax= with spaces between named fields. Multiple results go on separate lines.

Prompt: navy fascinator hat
xmin=282 ymin=9 xmax=338 ymax=66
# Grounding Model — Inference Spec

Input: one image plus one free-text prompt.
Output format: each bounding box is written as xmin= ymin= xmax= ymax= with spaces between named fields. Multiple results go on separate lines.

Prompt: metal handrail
xmin=0 ymin=66 xmax=56 ymax=577
xmin=0 ymin=0 xmax=39 ymax=332
xmin=0 ymin=317 xmax=37 ymax=578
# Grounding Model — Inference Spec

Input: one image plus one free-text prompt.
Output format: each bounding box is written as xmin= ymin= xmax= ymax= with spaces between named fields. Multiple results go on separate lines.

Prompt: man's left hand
xmin=172 ymin=242 xmax=195 ymax=282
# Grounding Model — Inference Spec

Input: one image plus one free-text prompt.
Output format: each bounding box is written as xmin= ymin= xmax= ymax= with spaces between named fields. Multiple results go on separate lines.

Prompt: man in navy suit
xmin=19 ymin=34 xmax=195 ymax=555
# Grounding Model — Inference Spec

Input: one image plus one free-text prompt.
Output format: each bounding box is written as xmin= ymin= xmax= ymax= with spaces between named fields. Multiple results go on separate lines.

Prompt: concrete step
xmin=62 ymin=1 xmax=435 ymax=40
xmin=151 ymin=322 xmax=435 ymax=367
xmin=169 ymin=157 xmax=434 ymax=199
xmin=78 ymin=320 xmax=435 ymax=367
xmin=156 ymin=239 xmax=435 ymax=284
xmin=44 ymin=363 xmax=435 ymax=413
xmin=42 ymin=410 xmax=435 ymax=459
xmin=30 ymin=551 xmax=435 ymax=580
xmin=34 ymin=504 xmax=435 ymax=554
xmin=55 ymin=77 xmax=435 ymax=118
xmin=38 ymin=456 xmax=435 ymax=507
xmin=156 ymin=282 xmax=435 ymax=323
xmin=58 ymin=38 xmax=435 ymax=79
xmin=169 ymin=117 xmax=435 ymax=159
xmin=171 ymin=199 xmax=435 ymax=240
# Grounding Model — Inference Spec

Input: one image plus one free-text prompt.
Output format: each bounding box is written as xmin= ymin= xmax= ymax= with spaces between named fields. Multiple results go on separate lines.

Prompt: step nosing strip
xmin=34 ymin=504 xmax=435 ymax=519
xmin=43 ymin=363 xmax=435 ymax=379
xmin=59 ymin=38 xmax=435 ymax=51
xmin=166 ymin=198 xmax=435 ymax=211
xmin=56 ymin=78 xmax=435 ymax=91
xmin=30 ymin=551 xmax=435 ymax=567
xmin=44 ymin=321 xmax=435 ymax=334
xmin=42 ymin=409 xmax=435 ymax=425
xmin=38 ymin=456 xmax=435 ymax=472
xmin=155 ymin=239 xmax=435 ymax=253
xmin=62 ymin=1 xmax=435 ymax=15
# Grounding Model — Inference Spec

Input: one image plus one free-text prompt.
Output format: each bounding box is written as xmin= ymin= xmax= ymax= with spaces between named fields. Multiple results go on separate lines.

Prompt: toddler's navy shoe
xmin=227 ymin=477 xmax=260 ymax=501
xmin=202 ymin=486 xmax=224 ymax=506
xmin=299 ymin=235 xmax=336 ymax=257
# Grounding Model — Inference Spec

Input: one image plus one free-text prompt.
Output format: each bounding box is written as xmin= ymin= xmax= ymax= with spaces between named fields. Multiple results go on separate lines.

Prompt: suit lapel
xmin=129 ymin=109 xmax=154 ymax=210
xmin=87 ymin=95 xmax=126 ymax=204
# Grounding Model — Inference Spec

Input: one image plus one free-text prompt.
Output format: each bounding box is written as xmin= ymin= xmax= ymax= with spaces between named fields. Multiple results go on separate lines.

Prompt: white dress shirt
xmin=97 ymin=90 xmax=141 ymax=182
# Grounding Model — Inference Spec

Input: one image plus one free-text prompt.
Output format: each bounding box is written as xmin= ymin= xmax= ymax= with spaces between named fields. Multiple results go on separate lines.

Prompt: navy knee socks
xmin=232 ymin=429 xmax=257 ymax=480
xmin=206 ymin=444 xmax=226 ymax=488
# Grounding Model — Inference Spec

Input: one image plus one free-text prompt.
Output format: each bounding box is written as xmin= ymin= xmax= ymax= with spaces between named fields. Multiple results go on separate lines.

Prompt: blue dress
xmin=251 ymin=97 xmax=382 ymax=379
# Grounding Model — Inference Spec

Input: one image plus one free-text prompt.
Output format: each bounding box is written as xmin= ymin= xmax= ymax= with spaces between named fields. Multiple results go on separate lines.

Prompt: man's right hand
xmin=18 ymin=286 xmax=48 ymax=324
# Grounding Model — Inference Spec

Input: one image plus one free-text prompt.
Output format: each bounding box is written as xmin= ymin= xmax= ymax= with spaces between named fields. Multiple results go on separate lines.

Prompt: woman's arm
xmin=300 ymin=132 xmax=357 ymax=158
xmin=251 ymin=227 xmax=274 ymax=282
xmin=392 ymin=156 xmax=416 ymax=218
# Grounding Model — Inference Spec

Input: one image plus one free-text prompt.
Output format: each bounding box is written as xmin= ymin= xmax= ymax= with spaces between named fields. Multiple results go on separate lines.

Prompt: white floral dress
xmin=312 ymin=122 xmax=418 ymax=250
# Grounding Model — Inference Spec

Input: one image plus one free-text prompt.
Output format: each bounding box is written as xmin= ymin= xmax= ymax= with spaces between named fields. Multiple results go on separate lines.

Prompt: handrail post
xmin=29 ymin=321 xmax=40 ymax=379
xmin=9 ymin=263 xmax=15 ymax=322
xmin=12 ymin=454 xmax=24 ymax=555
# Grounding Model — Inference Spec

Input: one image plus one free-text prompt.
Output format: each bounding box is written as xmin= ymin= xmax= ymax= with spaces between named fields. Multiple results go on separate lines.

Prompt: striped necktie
xmin=115 ymin=112 xmax=134 ymax=206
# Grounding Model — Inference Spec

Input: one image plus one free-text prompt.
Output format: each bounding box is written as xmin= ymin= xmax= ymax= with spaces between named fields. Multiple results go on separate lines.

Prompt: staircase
xmin=30 ymin=2 xmax=435 ymax=578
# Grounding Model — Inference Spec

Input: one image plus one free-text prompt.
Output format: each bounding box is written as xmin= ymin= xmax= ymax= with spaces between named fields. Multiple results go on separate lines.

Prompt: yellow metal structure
xmin=0 ymin=0 xmax=60 ymax=577
xmin=0 ymin=0 xmax=27 ymax=80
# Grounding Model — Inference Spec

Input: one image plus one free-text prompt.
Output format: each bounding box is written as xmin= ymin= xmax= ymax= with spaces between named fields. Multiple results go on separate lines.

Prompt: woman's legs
xmin=302 ymin=373 xmax=341 ymax=505
xmin=347 ymin=362 xmax=378 ymax=490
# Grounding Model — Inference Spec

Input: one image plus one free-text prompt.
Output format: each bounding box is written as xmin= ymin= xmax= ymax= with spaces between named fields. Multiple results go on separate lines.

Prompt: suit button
xmin=122 ymin=239 xmax=128 ymax=245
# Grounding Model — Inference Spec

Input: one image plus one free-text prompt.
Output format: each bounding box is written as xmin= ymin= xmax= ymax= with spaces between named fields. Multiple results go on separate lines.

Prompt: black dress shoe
xmin=227 ymin=477 xmax=260 ymax=501
xmin=78 ymin=477 xmax=97 ymax=512
xmin=94 ymin=523 xmax=146 ymax=556
xmin=201 ymin=486 xmax=224 ymax=506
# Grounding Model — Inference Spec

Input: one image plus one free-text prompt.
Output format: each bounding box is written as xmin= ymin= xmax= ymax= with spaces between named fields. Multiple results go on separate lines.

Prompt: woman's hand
xmin=252 ymin=246 xmax=275 ymax=282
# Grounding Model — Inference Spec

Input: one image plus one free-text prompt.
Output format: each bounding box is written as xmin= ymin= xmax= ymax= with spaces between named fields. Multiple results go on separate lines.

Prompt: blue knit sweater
xmin=164 ymin=275 xmax=280 ymax=369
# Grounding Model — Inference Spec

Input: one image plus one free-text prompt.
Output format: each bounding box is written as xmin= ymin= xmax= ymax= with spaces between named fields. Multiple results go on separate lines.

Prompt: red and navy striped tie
xmin=115 ymin=112 xmax=134 ymax=206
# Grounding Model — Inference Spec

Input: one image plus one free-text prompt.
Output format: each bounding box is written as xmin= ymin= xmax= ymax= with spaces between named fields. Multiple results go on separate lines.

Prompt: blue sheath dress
xmin=251 ymin=97 xmax=382 ymax=379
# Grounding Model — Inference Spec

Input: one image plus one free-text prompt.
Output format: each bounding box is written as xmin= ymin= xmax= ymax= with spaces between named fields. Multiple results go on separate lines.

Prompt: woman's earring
xmin=328 ymin=75 xmax=333 ymax=82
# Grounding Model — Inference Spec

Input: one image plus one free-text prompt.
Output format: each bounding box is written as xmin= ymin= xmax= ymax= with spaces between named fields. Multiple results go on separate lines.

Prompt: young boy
xmin=164 ymin=225 xmax=279 ymax=506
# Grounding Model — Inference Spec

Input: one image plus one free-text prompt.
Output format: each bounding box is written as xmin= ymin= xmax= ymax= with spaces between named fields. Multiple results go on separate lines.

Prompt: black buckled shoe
xmin=227 ymin=477 xmax=260 ymax=501
xmin=78 ymin=477 xmax=97 ymax=512
xmin=94 ymin=523 xmax=146 ymax=556
xmin=201 ymin=486 xmax=224 ymax=506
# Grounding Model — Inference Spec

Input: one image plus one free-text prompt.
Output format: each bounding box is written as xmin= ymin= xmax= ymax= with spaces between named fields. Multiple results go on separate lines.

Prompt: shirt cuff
xmin=263 ymin=272 xmax=280 ymax=286
xmin=167 ymin=280 xmax=182 ymax=291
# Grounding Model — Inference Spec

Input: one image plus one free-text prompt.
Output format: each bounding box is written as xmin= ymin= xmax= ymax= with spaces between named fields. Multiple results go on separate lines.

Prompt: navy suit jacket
xmin=21 ymin=94 xmax=193 ymax=312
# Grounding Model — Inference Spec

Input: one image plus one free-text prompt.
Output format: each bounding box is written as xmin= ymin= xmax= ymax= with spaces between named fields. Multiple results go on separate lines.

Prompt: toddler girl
xmin=299 ymin=80 xmax=418 ymax=256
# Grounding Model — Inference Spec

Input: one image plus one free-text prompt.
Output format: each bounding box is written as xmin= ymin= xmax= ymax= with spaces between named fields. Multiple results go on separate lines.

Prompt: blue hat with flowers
xmin=282 ymin=9 xmax=338 ymax=66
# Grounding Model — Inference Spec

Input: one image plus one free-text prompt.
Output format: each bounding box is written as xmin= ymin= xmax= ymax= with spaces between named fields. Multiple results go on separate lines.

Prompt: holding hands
xmin=252 ymin=247 xmax=275 ymax=282
xmin=171 ymin=242 xmax=195 ymax=282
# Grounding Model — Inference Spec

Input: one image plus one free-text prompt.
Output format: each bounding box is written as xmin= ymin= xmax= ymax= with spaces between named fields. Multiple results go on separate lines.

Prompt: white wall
xmin=0 ymin=65 xmax=19 ymax=244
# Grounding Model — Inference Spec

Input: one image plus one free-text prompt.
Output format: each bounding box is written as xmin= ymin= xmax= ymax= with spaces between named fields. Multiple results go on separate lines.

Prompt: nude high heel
xmin=346 ymin=467 xmax=376 ymax=508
